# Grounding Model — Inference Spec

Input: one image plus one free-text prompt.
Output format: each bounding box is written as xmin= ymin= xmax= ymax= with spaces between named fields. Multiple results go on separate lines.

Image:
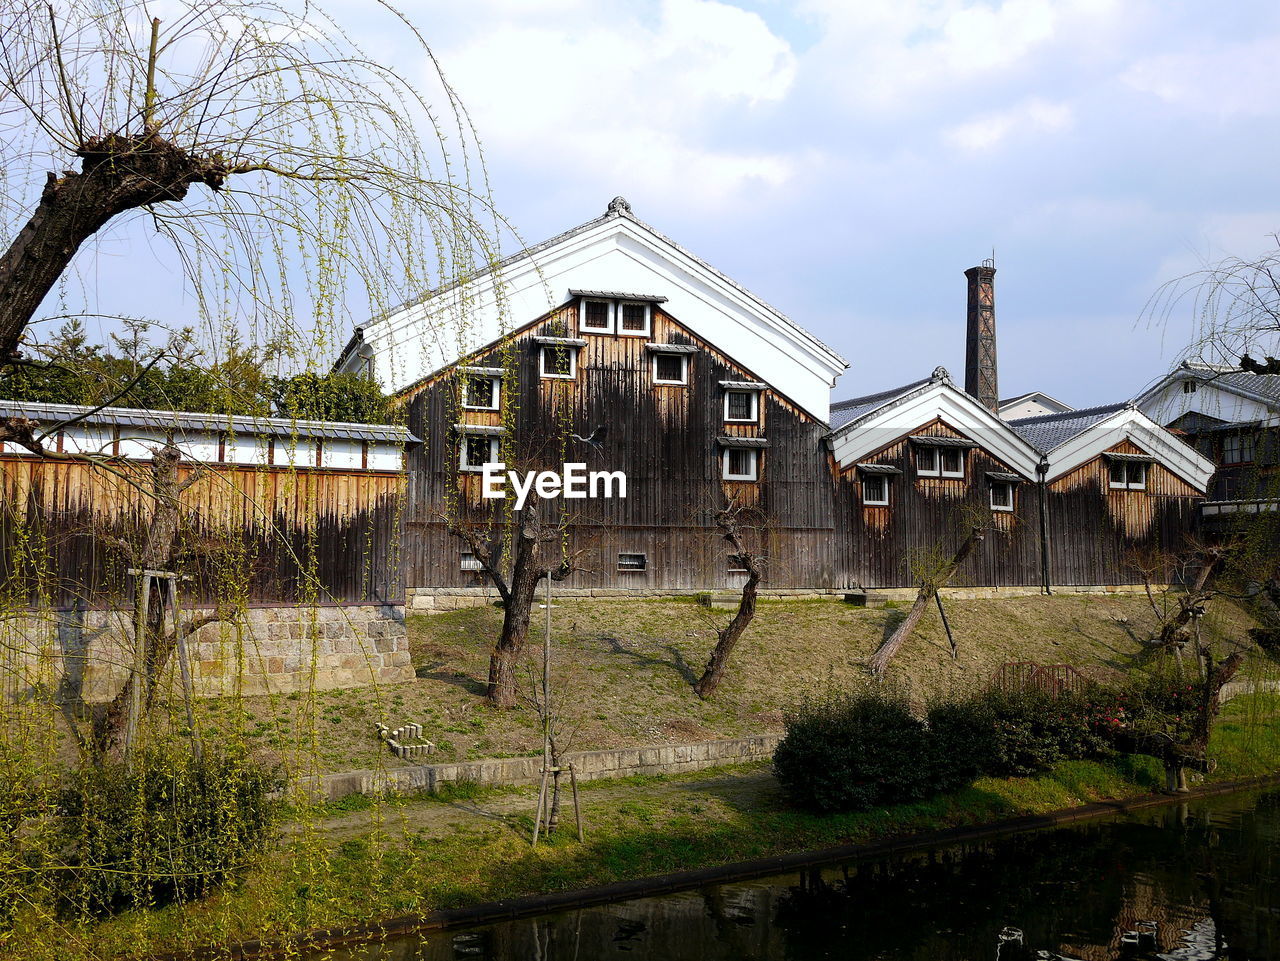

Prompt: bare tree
xmin=0 ymin=0 xmax=501 ymax=377
xmin=445 ymin=501 xmax=576 ymax=710
xmin=693 ymin=502 xmax=766 ymax=700
xmin=868 ymin=522 xmax=986 ymax=677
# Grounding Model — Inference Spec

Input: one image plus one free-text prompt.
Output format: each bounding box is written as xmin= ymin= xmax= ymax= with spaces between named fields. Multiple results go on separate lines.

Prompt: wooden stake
xmin=936 ymin=591 xmax=957 ymax=660
xmin=570 ymin=763 xmax=584 ymax=841
xmin=124 ymin=571 xmax=152 ymax=770
xmin=168 ymin=578 xmax=202 ymax=760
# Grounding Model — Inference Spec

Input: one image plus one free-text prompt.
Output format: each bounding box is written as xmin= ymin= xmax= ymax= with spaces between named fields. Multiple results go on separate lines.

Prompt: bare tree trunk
xmin=869 ymin=526 xmax=984 ymax=676
xmin=488 ymin=556 xmax=538 ymax=709
xmin=694 ymin=567 xmax=761 ymax=699
xmin=693 ymin=504 xmax=766 ymax=700
xmin=1 ymin=136 xmax=231 ymax=359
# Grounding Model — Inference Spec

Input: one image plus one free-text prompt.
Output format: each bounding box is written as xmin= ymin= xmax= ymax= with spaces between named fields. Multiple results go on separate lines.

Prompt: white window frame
xmin=989 ymin=481 xmax=1014 ymax=512
xmin=579 ymin=299 xmax=614 ymax=335
xmin=461 ymin=374 xmax=500 ymax=411
xmin=539 ymin=345 xmax=577 ymax=380
xmin=617 ymin=552 xmax=648 ymax=572
xmin=724 ymin=389 xmax=760 ymax=423
xmin=460 ymin=551 xmax=483 ymax=571
xmin=940 ymin=447 xmax=966 ymax=478
xmin=1108 ymin=460 xmax=1148 ymax=490
xmin=616 ymin=301 xmax=652 ymax=337
xmin=915 ymin=447 xmax=940 ymax=476
xmin=459 ymin=434 xmax=500 ymax=472
xmin=861 ymin=474 xmax=889 ymax=506
xmin=722 ymin=447 xmax=759 ymax=481
xmin=651 ymin=352 xmax=688 ymax=385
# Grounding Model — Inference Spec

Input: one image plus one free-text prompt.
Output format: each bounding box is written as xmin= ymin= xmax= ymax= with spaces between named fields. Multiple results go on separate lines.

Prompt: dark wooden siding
xmin=0 ymin=457 xmax=404 ymax=607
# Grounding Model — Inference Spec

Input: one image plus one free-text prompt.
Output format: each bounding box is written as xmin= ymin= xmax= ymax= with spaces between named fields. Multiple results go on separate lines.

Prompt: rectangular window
xmin=459 ymin=434 xmax=499 ymax=471
xmin=1108 ymin=461 xmax=1148 ymax=490
xmin=463 ymin=374 xmax=499 ymax=410
xmin=940 ymin=448 xmax=964 ymax=477
xmin=862 ymin=475 xmax=889 ymax=505
xmin=1223 ymin=433 xmax=1255 ymax=464
xmin=724 ymin=389 xmax=759 ymax=423
xmin=916 ymin=447 xmax=939 ymax=476
xmin=540 ymin=345 xmax=576 ymax=379
xmin=460 ymin=551 xmax=483 ymax=571
xmin=722 ymin=447 xmax=759 ymax=481
xmin=580 ymin=299 xmax=613 ymax=333
xmin=989 ymin=481 xmax=1014 ymax=511
xmin=652 ymin=352 xmax=688 ymax=385
xmin=618 ymin=301 xmax=651 ymax=336
xmin=617 ymin=553 xmax=648 ymax=572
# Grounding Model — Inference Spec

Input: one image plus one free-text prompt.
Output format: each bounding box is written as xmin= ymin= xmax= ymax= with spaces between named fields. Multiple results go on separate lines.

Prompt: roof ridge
xmin=1008 ymin=401 xmax=1126 ymax=425
xmin=832 ymin=376 xmax=933 ymax=410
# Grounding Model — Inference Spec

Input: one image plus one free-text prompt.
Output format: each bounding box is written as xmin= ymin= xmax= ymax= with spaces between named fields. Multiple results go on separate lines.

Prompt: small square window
xmin=618 ymin=552 xmax=647 ymax=572
xmin=580 ymin=299 xmax=612 ymax=333
xmin=1182 ymin=381 xmax=1197 ymax=394
xmin=463 ymin=375 xmax=499 ymax=410
xmin=460 ymin=551 xmax=483 ymax=571
xmin=460 ymin=434 xmax=499 ymax=471
xmin=862 ymin=475 xmax=889 ymax=505
xmin=618 ymin=301 xmax=651 ymax=336
xmin=540 ymin=345 xmax=576 ymax=379
xmin=990 ymin=481 xmax=1014 ymax=511
xmin=724 ymin=390 xmax=759 ymax=423
xmin=1222 ymin=433 xmax=1254 ymax=465
xmin=940 ymin=448 xmax=965 ymax=477
xmin=653 ymin=353 xmax=687 ymax=385
xmin=722 ymin=447 xmax=759 ymax=481
xmin=916 ymin=448 xmax=939 ymax=476
xmin=1108 ymin=460 xmax=1147 ymax=490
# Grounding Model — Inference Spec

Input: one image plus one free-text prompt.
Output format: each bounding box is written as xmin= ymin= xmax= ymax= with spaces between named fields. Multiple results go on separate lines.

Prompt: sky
xmin=404 ymin=0 xmax=1280 ymax=408
xmin=24 ymin=0 xmax=1280 ymax=410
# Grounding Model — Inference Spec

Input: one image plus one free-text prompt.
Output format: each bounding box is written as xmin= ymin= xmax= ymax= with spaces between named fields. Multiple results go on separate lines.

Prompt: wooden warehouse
xmin=338 ymin=197 xmax=1216 ymax=597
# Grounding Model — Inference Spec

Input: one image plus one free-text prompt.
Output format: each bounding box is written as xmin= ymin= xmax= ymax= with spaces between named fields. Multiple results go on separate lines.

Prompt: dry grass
xmin=176 ymin=592 xmax=1262 ymax=776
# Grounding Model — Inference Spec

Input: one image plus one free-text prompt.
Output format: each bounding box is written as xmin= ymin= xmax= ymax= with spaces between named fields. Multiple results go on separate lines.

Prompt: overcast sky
xmin=408 ymin=0 xmax=1280 ymax=408
xmin=40 ymin=0 xmax=1280 ymax=411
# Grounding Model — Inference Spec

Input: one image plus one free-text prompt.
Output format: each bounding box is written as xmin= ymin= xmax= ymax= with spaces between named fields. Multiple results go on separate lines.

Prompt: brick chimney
xmin=964 ymin=261 xmax=998 ymax=413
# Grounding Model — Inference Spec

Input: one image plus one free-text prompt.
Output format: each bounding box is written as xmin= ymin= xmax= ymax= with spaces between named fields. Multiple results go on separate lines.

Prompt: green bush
xmin=959 ymin=687 xmax=1117 ymax=777
xmin=55 ymin=748 xmax=281 ymax=918
xmin=774 ymin=691 xmax=934 ymax=812
xmin=925 ymin=698 xmax=997 ymax=792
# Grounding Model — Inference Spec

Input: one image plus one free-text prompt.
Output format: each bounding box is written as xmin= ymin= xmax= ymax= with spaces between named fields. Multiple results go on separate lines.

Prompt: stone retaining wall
xmin=306 ymin=734 xmax=784 ymax=802
xmin=2 ymin=603 xmax=413 ymax=702
xmin=405 ymin=584 xmax=1160 ymax=612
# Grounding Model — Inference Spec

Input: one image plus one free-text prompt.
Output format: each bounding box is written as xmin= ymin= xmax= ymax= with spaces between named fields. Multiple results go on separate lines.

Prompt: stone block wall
xmin=2 ymin=603 xmax=414 ymax=703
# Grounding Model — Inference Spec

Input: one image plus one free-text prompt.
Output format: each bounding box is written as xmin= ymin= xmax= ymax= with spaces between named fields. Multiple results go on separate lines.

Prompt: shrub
xmin=965 ymin=687 xmax=1117 ymax=777
xmin=926 ymin=698 xmax=997 ymax=792
xmin=774 ymin=690 xmax=934 ymax=813
xmin=55 ymin=747 xmax=281 ymax=918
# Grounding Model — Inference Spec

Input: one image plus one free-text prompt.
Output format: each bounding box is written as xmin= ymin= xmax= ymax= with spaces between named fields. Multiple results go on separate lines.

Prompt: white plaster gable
xmin=1136 ymin=371 xmax=1279 ymax=429
xmin=828 ymin=377 xmax=1043 ymax=478
xmin=998 ymin=391 xmax=1073 ymax=420
xmin=1041 ymin=407 xmax=1215 ymax=491
xmin=341 ymin=201 xmax=848 ymax=422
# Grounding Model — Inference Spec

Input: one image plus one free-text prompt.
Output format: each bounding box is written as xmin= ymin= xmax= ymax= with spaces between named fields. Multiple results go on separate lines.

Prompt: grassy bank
xmin=161 ymin=593 xmax=1260 ymax=775
xmin=17 ymin=691 xmax=1280 ymax=961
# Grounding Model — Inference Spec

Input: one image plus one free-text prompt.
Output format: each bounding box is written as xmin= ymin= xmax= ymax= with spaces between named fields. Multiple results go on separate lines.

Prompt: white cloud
xmin=944 ymin=96 xmax=1073 ymax=151
xmin=1123 ymin=36 xmax=1280 ymax=117
xmin=435 ymin=0 xmax=798 ymax=209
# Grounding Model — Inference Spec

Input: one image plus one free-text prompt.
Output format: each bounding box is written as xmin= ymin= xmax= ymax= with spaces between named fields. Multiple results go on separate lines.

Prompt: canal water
xmin=332 ymin=787 xmax=1280 ymax=960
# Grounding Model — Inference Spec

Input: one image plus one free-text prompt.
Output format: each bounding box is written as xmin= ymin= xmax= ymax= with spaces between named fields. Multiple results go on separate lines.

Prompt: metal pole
xmin=533 ymin=573 xmax=553 ymax=845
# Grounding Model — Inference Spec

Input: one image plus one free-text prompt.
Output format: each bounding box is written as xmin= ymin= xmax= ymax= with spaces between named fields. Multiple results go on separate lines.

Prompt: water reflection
xmin=330 ymin=789 xmax=1280 ymax=961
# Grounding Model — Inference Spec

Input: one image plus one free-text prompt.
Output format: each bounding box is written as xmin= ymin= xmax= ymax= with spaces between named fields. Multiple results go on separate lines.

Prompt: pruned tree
xmin=868 ymin=521 xmax=986 ymax=677
xmin=694 ymin=501 xmax=766 ymax=700
xmin=445 ymin=500 xmax=576 ymax=709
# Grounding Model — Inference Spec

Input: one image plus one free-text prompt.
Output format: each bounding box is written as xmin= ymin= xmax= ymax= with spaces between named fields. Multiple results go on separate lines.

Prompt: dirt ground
xmin=172 ymin=592 xmax=1259 ymax=777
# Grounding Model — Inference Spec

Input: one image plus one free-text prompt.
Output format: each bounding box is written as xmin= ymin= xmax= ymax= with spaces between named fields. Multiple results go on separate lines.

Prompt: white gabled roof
xmin=1133 ymin=361 xmax=1280 ymax=429
xmin=827 ymin=369 xmax=1043 ymax=478
xmin=339 ymin=197 xmax=849 ymax=422
xmin=1012 ymin=404 xmax=1215 ymax=490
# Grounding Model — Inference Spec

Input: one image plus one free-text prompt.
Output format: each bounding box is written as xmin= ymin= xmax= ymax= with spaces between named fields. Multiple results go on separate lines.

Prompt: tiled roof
xmin=1007 ymin=403 xmax=1128 ymax=453
xmin=829 ymin=377 xmax=933 ymax=430
xmin=0 ymin=400 xmax=419 ymax=444
xmin=1182 ymin=363 xmax=1280 ymax=405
